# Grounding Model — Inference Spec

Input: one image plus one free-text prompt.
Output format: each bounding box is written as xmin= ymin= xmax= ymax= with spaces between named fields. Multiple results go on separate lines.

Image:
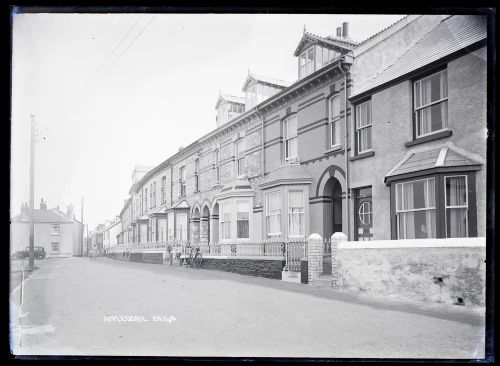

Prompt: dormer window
xmin=299 ymin=45 xmax=341 ymax=80
xmin=242 ymin=73 xmax=289 ymax=110
xmin=215 ymin=93 xmax=245 ymax=127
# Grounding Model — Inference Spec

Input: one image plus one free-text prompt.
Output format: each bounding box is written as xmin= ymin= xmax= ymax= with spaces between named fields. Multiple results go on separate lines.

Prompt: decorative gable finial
xmin=303 ymin=24 xmax=306 ymax=34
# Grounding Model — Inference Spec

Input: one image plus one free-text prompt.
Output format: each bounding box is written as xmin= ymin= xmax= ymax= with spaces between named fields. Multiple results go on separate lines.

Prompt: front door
xmin=355 ymin=187 xmax=373 ymax=241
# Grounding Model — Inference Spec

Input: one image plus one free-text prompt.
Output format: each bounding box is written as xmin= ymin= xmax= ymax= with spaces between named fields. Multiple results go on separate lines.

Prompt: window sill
xmin=349 ymin=150 xmax=375 ymax=161
xmin=324 ymin=145 xmax=343 ymax=156
xmin=405 ymin=130 xmax=452 ymax=147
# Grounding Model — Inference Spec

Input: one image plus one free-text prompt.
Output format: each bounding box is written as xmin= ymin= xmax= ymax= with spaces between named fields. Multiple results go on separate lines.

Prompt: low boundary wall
xmin=332 ymin=237 xmax=486 ymax=307
xmin=199 ymin=256 xmax=285 ymax=279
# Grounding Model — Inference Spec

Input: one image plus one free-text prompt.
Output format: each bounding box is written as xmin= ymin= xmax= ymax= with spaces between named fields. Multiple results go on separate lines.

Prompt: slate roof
xmin=352 ymin=15 xmax=487 ymax=98
xmin=293 ymin=31 xmax=358 ymax=56
xmin=242 ymin=72 xmax=292 ymax=91
xmin=260 ymin=163 xmax=312 ymax=188
xmin=11 ymin=209 xmax=73 ymax=223
xmin=385 ymin=146 xmax=482 ymax=183
xmin=215 ymin=93 xmax=245 ymax=109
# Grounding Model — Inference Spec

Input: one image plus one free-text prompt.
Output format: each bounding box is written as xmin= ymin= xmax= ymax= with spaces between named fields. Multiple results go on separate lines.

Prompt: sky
xmin=11 ymin=12 xmax=405 ymax=230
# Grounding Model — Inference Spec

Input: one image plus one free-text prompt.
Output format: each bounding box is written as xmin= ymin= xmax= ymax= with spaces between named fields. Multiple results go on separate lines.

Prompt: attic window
xmin=299 ymin=45 xmax=341 ymax=80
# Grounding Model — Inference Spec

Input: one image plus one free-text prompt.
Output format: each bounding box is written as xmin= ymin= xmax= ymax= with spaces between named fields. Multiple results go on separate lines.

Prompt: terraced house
xmin=116 ymin=14 xmax=487 ymax=251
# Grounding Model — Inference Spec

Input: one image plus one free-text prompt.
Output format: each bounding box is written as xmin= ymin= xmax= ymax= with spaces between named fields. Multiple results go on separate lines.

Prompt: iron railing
xmin=109 ymin=237 xmax=307 ymax=272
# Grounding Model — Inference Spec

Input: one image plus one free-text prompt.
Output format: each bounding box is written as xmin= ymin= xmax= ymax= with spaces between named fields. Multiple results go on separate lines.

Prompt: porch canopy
xmin=384 ymin=146 xmax=482 ymax=185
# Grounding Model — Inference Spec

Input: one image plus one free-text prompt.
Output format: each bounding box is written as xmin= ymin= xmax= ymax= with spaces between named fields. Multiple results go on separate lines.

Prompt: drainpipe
xmin=255 ymin=107 xmax=265 ymax=178
xmin=336 ymin=58 xmax=351 ymax=241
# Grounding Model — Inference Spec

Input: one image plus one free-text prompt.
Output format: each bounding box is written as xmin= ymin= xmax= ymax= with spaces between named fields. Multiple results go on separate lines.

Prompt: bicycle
xmin=192 ymin=247 xmax=203 ymax=268
xmin=185 ymin=246 xmax=203 ymax=268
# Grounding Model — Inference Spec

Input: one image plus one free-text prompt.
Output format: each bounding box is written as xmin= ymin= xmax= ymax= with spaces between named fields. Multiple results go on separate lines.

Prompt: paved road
xmin=10 ymin=257 xmax=485 ymax=358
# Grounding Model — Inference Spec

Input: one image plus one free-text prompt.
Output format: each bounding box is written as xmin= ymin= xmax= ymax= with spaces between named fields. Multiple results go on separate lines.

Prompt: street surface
xmin=10 ymin=257 xmax=485 ymax=358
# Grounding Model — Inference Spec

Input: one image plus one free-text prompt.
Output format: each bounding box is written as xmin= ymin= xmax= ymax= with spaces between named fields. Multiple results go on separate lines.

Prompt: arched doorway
xmin=201 ymin=205 xmax=210 ymax=243
xmin=322 ymin=177 xmax=343 ymax=240
xmin=211 ymin=202 xmax=219 ymax=244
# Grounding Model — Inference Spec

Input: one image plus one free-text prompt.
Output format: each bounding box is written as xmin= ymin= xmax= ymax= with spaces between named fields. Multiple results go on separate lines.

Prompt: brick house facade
xmin=117 ymin=15 xmax=487 ymax=245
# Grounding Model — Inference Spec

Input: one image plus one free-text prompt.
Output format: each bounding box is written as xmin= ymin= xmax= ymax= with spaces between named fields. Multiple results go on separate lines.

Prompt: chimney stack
xmin=336 ymin=27 xmax=342 ymax=37
xmin=40 ymin=198 xmax=47 ymax=210
xmin=67 ymin=204 xmax=74 ymax=220
xmin=342 ymin=22 xmax=349 ymax=38
xmin=21 ymin=202 xmax=29 ymax=218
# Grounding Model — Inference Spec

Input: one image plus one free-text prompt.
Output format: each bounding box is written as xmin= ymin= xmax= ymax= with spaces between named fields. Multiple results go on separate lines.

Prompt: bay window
xmin=329 ymin=95 xmax=341 ymax=148
xmin=414 ymin=69 xmax=448 ymax=138
xmin=355 ymin=100 xmax=372 ymax=154
xmin=445 ymin=176 xmax=468 ymax=238
xmin=284 ymin=115 xmax=298 ymax=160
xmin=236 ymin=201 xmax=250 ymax=239
xmin=392 ymin=172 xmax=476 ymax=239
xmin=176 ymin=212 xmax=188 ymax=241
xmin=288 ymin=190 xmax=305 ymax=237
xmin=266 ymin=191 xmax=281 ymax=237
xmin=396 ymin=178 xmax=436 ymax=239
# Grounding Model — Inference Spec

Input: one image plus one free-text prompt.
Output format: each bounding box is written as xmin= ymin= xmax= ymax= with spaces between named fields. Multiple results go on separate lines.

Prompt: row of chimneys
xmin=20 ymin=199 xmax=75 ymax=220
xmin=336 ymin=22 xmax=349 ymax=38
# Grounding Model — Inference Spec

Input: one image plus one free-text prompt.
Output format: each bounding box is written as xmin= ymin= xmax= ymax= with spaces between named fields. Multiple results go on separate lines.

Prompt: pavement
xmin=9 ymin=256 xmax=486 ymax=358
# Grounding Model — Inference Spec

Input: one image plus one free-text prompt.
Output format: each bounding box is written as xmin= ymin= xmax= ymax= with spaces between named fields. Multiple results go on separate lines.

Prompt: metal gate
xmin=284 ymin=238 xmax=306 ymax=272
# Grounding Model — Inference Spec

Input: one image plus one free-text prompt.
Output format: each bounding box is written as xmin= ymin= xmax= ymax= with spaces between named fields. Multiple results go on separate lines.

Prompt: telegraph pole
xmin=80 ymin=197 xmax=84 ymax=256
xmin=28 ymin=115 xmax=36 ymax=271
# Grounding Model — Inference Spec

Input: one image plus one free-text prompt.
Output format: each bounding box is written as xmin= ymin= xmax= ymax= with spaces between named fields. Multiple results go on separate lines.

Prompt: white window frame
xmin=214 ymin=149 xmax=220 ymax=184
xmin=236 ymin=139 xmax=246 ymax=176
xmin=358 ymin=201 xmax=373 ymax=225
xmin=236 ymin=200 xmax=250 ymax=240
xmin=153 ymin=181 xmax=156 ymax=207
xmin=179 ymin=166 xmax=186 ymax=197
xmin=413 ymin=69 xmax=449 ymax=139
xmin=329 ymin=94 xmax=341 ymax=148
xmin=287 ymin=190 xmax=305 ymax=238
xmin=299 ymin=47 xmax=315 ymax=79
xmin=395 ymin=177 xmax=436 ymax=239
xmin=265 ymin=191 xmax=282 ymax=237
xmin=355 ymin=100 xmax=372 ymax=154
xmin=283 ymin=115 xmax=298 ymax=161
xmin=51 ymin=224 xmax=60 ymax=235
xmin=220 ymin=202 xmax=231 ymax=241
xmin=444 ymin=175 xmax=469 ymax=238
xmin=161 ymin=176 xmax=166 ymax=203
xmin=51 ymin=242 xmax=60 ymax=254
xmin=194 ymin=159 xmax=199 ymax=191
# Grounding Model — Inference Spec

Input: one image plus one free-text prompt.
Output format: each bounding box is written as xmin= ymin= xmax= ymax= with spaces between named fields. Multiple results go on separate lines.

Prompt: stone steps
xmin=282 ymin=270 xmax=301 ymax=283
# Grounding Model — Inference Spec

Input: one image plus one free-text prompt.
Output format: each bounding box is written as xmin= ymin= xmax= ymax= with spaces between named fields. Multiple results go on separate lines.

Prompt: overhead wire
xmin=43 ymin=14 xmax=156 ymax=138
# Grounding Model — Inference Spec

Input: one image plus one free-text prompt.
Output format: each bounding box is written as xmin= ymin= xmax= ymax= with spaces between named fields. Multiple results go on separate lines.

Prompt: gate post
xmin=331 ymin=232 xmax=347 ymax=288
xmin=307 ymin=233 xmax=323 ymax=283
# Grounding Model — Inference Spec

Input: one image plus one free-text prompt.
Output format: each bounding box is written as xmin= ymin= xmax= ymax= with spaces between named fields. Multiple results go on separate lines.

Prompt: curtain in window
xmin=176 ymin=213 xmax=187 ymax=241
xmin=267 ymin=193 xmax=281 ymax=235
xmin=288 ymin=191 xmax=304 ymax=236
xmin=397 ymin=179 xmax=436 ymax=239
xmin=446 ymin=177 xmax=467 ymax=237
xmin=237 ymin=201 xmax=249 ymax=238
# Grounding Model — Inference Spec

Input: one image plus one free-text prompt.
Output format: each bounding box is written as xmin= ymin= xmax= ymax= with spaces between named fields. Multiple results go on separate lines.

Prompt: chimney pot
xmin=336 ymin=27 xmax=342 ymax=37
xmin=342 ymin=22 xmax=349 ymax=38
